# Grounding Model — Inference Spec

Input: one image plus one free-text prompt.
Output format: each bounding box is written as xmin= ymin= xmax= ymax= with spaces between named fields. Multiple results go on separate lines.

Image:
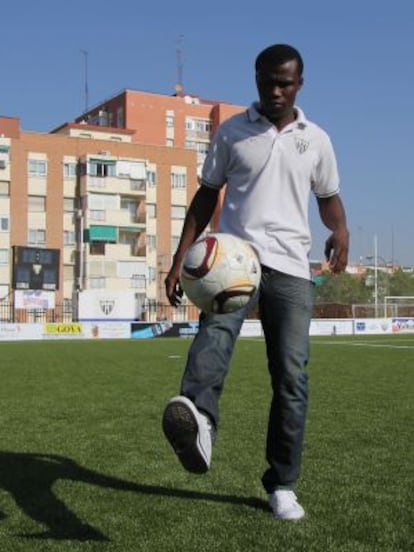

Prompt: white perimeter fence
xmin=0 ymin=317 xmax=413 ymax=342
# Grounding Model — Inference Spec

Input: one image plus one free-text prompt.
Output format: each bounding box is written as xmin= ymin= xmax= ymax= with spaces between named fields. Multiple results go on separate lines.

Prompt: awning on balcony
xmin=89 ymin=157 xmax=116 ymax=164
xmin=84 ymin=225 xmax=117 ymax=242
xmin=119 ymin=227 xmax=141 ymax=233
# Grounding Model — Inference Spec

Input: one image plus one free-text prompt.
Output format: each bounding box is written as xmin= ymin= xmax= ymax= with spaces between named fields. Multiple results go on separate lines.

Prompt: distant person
xmin=162 ymin=43 xmax=349 ymax=520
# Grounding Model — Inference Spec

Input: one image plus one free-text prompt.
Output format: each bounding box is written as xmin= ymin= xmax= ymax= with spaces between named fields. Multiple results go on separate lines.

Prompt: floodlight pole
xmin=367 ymin=235 xmax=391 ymax=318
xmin=374 ymin=234 xmax=378 ymax=317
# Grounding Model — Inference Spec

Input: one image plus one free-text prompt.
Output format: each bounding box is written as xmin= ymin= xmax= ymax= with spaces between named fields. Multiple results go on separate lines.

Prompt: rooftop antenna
xmin=80 ymin=49 xmax=89 ymax=112
xmin=175 ymin=35 xmax=184 ymax=96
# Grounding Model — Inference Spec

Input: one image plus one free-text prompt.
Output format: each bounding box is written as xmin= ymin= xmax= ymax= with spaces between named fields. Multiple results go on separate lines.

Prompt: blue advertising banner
xmin=130 ymin=321 xmax=199 ymax=339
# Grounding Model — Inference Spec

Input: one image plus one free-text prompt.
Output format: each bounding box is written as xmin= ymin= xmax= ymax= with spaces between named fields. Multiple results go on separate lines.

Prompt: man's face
xmin=256 ymin=59 xmax=303 ymax=122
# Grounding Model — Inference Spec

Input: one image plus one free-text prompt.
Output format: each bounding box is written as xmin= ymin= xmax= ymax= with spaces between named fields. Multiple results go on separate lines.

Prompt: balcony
xmin=86 ymin=209 xmax=146 ymax=229
xmin=82 ymin=176 xmax=146 ymax=196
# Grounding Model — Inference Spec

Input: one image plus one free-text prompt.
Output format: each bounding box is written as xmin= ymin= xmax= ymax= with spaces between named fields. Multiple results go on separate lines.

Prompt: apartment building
xmin=72 ymin=89 xmax=244 ymax=174
xmin=0 ymin=90 xmax=245 ymax=320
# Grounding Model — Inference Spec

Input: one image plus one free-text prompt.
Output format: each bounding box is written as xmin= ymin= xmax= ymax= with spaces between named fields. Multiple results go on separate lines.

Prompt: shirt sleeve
xmin=311 ymin=132 xmax=340 ymax=198
xmin=201 ymin=126 xmax=229 ymax=189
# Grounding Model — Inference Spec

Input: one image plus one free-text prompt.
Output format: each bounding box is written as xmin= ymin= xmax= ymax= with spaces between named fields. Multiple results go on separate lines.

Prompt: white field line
xmin=311 ymin=339 xmax=414 ymax=350
xmin=243 ymin=337 xmax=414 ymax=350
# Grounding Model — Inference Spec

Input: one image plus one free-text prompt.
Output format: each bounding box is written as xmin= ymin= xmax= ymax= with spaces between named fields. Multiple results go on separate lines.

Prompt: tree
xmin=313 ymin=271 xmax=371 ymax=304
xmin=313 ymin=268 xmax=414 ymax=306
xmin=388 ymin=269 xmax=414 ymax=297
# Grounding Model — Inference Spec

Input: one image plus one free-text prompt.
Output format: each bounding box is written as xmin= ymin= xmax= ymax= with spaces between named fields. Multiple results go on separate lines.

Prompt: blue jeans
xmin=180 ymin=267 xmax=314 ymax=492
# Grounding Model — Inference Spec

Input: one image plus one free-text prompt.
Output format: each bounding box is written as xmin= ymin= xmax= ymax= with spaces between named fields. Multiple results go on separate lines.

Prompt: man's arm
xmin=165 ymin=185 xmax=220 ymax=306
xmin=317 ymin=194 xmax=349 ymax=273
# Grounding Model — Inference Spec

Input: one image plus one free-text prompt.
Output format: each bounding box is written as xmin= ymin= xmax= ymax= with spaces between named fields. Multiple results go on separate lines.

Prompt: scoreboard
xmin=12 ymin=246 xmax=60 ymax=291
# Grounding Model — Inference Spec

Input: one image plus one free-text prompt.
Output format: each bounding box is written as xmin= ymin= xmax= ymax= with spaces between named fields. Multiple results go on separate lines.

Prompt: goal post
xmin=384 ymin=296 xmax=414 ymax=318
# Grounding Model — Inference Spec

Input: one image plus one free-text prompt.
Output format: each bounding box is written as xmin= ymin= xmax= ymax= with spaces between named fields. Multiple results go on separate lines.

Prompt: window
xmin=166 ymin=139 xmax=174 ymax=148
xmin=116 ymin=106 xmax=124 ymax=127
xmin=28 ymin=195 xmax=46 ymax=212
xmin=171 ymin=172 xmax=187 ymax=189
xmin=28 ymin=159 xmax=47 ymax=177
xmin=171 ymin=236 xmax=180 ymax=252
xmin=118 ymin=232 xmax=136 ymax=247
xmin=147 ymin=170 xmax=157 ymax=187
xmin=166 ymin=115 xmax=174 ymax=128
xmin=196 ymin=119 xmax=212 ymax=133
xmin=171 ymin=205 xmax=186 ymax=220
xmin=117 ymin=161 xmax=146 ymax=179
xmin=63 ymin=162 xmax=77 ymax=178
xmin=0 ymin=181 xmax=10 ymax=196
xmin=131 ymin=274 xmax=146 ymax=289
xmin=147 ymin=204 xmax=156 ymax=218
xmin=28 ymin=229 xmax=46 ymax=245
xmin=0 ymin=146 xmax=10 ymax=168
xmin=0 ymin=249 xmax=9 ymax=264
xmin=90 ymin=242 xmax=105 ymax=255
xmin=148 ymin=266 xmax=156 ymax=282
xmin=130 ymin=179 xmax=145 ymax=192
xmin=87 ymin=160 xmax=116 ymax=177
xmin=64 ymin=197 xmax=76 ymax=212
xmin=196 ymin=142 xmax=209 ymax=155
xmin=185 ymin=117 xmax=212 ymax=133
xmin=147 ymin=235 xmax=156 ymax=251
xmin=121 ymin=198 xmax=138 ymax=215
xmin=186 ymin=141 xmax=209 ymax=154
xmin=64 ymin=230 xmax=76 ymax=245
xmin=0 ymin=216 xmax=9 ymax=231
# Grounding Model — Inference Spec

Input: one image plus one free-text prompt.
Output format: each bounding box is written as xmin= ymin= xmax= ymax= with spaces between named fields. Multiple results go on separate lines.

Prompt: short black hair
xmin=255 ymin=44 xmax=304 ymax=76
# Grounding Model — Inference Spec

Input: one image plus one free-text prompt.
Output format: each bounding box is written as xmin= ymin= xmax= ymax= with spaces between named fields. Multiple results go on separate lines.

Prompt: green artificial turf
xmin=0 ymin=336 xmax=413 ymax=551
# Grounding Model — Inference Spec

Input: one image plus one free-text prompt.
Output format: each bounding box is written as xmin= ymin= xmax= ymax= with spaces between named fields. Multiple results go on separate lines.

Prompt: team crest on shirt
xmin=294 ymin=137 xmax=309 ymax=154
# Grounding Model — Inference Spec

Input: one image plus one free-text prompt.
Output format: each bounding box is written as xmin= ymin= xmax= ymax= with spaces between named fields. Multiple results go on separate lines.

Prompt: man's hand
xmin=165 ymin=265 xmax=184 ymax=307
xmin=324 ymin=228 xmax=349 ymax=273
xmin=317 ymin=195 xmax=349 ymax=273
xmin=163 ymin=185 xmax=220 ymax=307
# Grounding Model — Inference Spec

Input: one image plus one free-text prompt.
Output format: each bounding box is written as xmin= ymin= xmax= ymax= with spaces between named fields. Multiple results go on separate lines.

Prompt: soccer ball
xmin=180 ymin=233 xmax=261 ymax=314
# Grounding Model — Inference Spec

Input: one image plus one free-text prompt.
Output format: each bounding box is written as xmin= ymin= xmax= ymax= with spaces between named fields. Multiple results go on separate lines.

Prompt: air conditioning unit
xmin=0 ymin=160 xmax=6 ymax=169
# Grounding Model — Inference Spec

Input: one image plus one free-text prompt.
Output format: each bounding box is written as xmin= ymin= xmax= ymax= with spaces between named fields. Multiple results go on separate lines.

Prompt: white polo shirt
xmin=201 ymin=103 xmax=340 ymax=280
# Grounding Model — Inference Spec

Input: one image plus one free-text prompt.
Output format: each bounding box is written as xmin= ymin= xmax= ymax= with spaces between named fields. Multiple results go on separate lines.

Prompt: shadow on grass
xmin=0 ymin=451 xmax=268 ymax=542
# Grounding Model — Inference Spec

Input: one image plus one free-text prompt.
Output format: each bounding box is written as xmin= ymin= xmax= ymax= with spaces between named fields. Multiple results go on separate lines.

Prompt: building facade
xmin=71 ymin=88 xmax=244 ymax=174
xmin=0 ymin=90 xmax=245 ymax=321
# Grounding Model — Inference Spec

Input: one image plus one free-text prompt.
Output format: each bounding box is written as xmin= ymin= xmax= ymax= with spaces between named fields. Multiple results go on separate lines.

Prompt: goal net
xmin=384 ymin=296 xmax=414 ymax=318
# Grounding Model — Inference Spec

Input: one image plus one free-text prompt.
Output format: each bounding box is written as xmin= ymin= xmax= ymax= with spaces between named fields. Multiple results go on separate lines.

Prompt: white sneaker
xmin=269 ymin=490 xmax=305 ymax=520
xmin=162 ymin=396 xmax=212 ymax=474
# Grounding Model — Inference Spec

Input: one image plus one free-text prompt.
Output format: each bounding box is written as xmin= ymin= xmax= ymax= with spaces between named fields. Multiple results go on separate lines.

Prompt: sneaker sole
xmin=273 ymin=511 xmax=305 ymax=521
xmin=162 ymin=399 xmax=209 ymax=474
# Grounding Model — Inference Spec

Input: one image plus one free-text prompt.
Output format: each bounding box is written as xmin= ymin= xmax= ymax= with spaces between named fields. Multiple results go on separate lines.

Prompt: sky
xmin=2 ymin=0 xmax=414 ymax=265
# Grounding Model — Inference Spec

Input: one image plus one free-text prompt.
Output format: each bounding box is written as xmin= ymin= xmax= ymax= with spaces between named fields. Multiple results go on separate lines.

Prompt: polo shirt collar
xmin=247 ymin=103 xmax=307 ymax=129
